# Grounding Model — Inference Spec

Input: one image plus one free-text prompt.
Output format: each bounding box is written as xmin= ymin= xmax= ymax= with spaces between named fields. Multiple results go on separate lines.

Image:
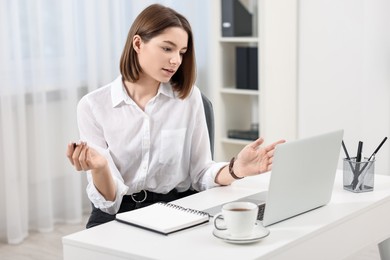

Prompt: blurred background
xmin=0 ymin=0 xmax=212 ymax=245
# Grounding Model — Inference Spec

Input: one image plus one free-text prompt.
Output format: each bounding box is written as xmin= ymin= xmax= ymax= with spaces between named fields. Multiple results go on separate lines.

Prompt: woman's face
xmin=135 ymin=27 xmax=188 ymax=84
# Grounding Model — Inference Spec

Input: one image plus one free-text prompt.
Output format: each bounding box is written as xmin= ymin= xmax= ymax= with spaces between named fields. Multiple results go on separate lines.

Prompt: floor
xmin=0 ymin=216 xmax=383 ymax=260
xmin=0 ymin=216 xmax=87 ymax=260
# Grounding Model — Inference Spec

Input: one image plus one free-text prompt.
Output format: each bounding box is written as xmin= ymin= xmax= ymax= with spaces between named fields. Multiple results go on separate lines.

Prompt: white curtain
xmin=0 ymin=0 xmax=210 ymax=244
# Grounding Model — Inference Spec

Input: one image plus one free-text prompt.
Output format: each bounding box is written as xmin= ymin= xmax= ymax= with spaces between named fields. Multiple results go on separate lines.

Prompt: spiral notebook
xmin=115 ymin=202 xmax=210 ymax=235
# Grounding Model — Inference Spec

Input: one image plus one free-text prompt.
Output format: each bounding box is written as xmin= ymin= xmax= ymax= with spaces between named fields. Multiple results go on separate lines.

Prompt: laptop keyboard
xmin=257 ymin=203 xmax=266 ymax=221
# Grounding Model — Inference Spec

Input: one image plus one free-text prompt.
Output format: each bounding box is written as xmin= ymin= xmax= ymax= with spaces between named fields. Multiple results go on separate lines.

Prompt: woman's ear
xmin=133 ymin=35 xmax=142 ymax=53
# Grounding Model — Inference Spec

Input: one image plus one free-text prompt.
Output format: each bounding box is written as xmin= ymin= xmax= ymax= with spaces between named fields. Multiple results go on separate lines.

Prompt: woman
xmin=66 ymin=4 xmax=284 ymax=228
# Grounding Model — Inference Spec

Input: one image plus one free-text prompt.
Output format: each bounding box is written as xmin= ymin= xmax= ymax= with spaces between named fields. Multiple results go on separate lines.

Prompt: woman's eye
xmin=162 ymin=47 xmax=171 ymax=52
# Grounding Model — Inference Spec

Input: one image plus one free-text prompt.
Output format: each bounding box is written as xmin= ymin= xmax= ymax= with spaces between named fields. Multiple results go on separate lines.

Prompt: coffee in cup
xmin=213 ymin=201 xmax=258 ymax=238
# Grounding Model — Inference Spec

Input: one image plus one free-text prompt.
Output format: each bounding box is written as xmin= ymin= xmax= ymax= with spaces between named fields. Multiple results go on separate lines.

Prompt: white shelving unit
xmin=209 ymin=0 xmax=298 ymax=162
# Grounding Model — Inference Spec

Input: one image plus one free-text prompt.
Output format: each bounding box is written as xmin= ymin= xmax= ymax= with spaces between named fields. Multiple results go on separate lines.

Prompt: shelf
xmin=220 ymin=88 xmax=259 ymax=96
xmin=212 ymin=0 xmax=298 ymax=162
xmin=213 ymin=0 xmax=262 ymax=161
xmin=219 ymin=37 xmax=259 ymax=43
xmin=221 ymin=138 xmax=253 ymax=146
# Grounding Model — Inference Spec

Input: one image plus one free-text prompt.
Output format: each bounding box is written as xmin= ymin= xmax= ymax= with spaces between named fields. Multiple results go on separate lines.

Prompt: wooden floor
xmin=0 ymin=216 xmax=87 ymax=260
xmin=0 ymin=215 xmax=382 ymax=260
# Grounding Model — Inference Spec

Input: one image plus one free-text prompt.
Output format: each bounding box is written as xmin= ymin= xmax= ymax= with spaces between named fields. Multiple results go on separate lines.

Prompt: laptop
xmin=205 ymin=129 xmax=344 ymax=227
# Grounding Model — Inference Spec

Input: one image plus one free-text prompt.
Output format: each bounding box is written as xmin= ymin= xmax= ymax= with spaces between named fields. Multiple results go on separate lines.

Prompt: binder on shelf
xmin=228 ymin=129 xmax=259 ymax=141
xmin=221 ymin=0 xmax=252 ymax=37
xmin=248 ymin=47 xmax=258 ymax=90
xmin=236 ymin=46 xmax=258 ymax=90
xmin=236 ymin=47 xmax=249 ymax=89
xmin=115 ymin=202 xmax=210 ymax=235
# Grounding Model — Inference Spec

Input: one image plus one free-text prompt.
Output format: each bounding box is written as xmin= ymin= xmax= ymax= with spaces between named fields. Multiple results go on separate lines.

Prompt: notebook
xmin=115 ymin=202 xmax=210 ymax=235
xmin=205 ymin=129 xmax=344 ymax=227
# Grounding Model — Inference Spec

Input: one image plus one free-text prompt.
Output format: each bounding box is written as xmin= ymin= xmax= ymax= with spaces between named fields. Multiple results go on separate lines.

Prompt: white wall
xmin=259 ymin=0 xmax=298 ymax=143
xmin=298 ymin=0 xmax=390 ymax=174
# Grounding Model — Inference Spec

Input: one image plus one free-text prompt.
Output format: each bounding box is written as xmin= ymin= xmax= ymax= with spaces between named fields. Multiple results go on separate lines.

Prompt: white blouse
xmin=77 ymin=76 xmax=227 ymax=214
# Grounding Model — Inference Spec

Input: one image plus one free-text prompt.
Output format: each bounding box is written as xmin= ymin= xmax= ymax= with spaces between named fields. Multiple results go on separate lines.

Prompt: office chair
xmin=201 ymin=93 xmax=215 ymax=159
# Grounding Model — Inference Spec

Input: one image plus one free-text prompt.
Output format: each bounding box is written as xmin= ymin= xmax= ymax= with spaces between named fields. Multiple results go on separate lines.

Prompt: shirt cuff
xmin=200 ymin=162 xmax=229 ymax=190
xmin=87 ymin=177 xmax=129 ymax=215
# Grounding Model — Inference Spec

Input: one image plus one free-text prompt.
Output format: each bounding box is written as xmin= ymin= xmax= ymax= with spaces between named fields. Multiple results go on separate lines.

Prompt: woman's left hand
xmin=234 ymin=138 xmax=286 ymax=177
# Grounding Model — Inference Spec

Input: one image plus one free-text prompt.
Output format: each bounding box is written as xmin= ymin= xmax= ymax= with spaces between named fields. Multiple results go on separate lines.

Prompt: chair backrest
xmin=201 ymin=93 xmax=215 ymax=159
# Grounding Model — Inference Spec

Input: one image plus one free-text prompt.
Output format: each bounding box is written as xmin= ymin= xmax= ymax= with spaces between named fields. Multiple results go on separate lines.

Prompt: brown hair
xmin=120 ymin=4 xmax=196 ymax=99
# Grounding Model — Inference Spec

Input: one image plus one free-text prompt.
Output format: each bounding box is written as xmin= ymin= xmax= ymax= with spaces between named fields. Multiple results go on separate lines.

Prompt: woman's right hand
xmin=66 ymin=142 xmax=108 ymax=172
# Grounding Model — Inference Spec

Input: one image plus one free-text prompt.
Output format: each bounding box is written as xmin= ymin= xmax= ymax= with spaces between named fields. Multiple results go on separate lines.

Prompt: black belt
xmin=123 ymin=189 xmax=196 ymax=204
xmin=131 ymin=190 xmax=148 ymax=203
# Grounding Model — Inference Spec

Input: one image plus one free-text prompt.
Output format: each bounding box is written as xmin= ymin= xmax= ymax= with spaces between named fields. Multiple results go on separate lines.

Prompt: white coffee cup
xmin=213 ymin=201 xmax=258 ymax=238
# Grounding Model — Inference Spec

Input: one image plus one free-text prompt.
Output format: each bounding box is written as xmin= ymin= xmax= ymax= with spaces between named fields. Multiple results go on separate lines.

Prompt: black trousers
xmin=86 ymin=189 xmax=198 ymax=229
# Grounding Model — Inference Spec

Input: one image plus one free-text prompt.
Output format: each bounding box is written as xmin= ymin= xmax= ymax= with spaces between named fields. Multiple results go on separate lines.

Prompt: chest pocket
xmin=159 ymin=128 xmax=187 ymax=165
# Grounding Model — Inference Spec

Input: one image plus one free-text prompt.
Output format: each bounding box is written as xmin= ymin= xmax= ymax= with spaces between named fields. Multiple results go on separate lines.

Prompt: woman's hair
xmin=120 ymin=4 xmax=196 ymax=99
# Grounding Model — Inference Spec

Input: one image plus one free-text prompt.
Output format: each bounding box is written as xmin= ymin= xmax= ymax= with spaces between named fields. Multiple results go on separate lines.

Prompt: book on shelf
xmin=228 ymin=129 xmax=259 ymax=140
xmin=115 ymin=202 xmax=210 ymax=235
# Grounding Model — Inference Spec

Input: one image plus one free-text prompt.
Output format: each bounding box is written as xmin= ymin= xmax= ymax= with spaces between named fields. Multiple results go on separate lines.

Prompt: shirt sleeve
xmin=77 ymin=95 xmax=129 ymax=215
xmin=188 ymin=89 xmax=229 ymax=191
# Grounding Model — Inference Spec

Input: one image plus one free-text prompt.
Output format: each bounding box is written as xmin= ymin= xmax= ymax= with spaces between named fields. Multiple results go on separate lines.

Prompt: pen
xmin=351 ymin=141 xmax=363 ymax=190
xmin=342 ymin=140 xmax=355 ymax=173
xmin=367 ymin=137 xmax=387 ymax=161
xmin=357 ymin=136 xmax=387 ymax=175
xmin=341 ymin=140 xmax=351 ymax=160
xmin=354 ymin=137 xmax=388 ymax=191
xmin=356 ymin=141 xmax=363 ymax=163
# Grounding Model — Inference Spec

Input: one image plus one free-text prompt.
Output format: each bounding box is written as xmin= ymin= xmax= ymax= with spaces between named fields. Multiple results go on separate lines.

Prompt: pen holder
xmin=343 ymin=157 xmax=375 ymax=193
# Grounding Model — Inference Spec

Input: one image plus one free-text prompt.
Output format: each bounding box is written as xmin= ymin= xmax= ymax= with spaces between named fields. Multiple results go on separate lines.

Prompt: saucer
xmin=212 ymin=221 xmax=270 ymax=244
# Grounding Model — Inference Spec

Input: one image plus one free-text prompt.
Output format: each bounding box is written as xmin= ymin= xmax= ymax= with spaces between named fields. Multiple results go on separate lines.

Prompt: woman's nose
xmin=170 ymin=52 xmax=182 ymax=66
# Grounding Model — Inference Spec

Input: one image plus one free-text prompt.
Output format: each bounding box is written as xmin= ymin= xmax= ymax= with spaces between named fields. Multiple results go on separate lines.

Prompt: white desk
xmin=63 ymin=171 xmax=390 ymax=260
